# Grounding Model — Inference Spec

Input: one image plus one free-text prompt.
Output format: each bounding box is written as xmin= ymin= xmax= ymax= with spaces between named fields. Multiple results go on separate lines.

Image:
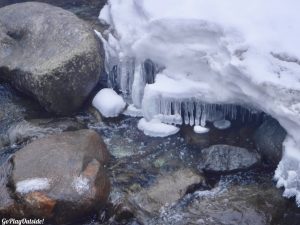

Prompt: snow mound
xmin=138 ymin=118 xmax=179 ymax=137
xmin=16 ymin=178 xmax=50 ymax=194
xmin=92 ymin=88 xmax=126 ymax=118
xmin=99 ymin=0 xmax=300 ymax=205
xmin=194 ymin=126 xmax=210 ymax=134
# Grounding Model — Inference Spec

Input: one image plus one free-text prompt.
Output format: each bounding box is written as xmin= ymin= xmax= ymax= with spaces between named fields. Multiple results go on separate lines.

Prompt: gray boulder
xmin=254 ymin=117 xmax=287 ymax=165
xmin=198 ymin=145 xmax=260 ymax=172
xmin=0 ymin=130 xmax=110 ymax=224
xmin=0 ymin=2 xmax=104 ymax=114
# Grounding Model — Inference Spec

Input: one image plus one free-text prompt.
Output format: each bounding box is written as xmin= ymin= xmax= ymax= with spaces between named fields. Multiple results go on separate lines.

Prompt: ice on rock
xmin=193 ymin=126 xmax=210 ymax=134
xmin=138 ymin=118 xmax=179 ymax=137
xmin=16 ymin=178 xmax=50 ymax=194
xmin=92 ymin=88 xmax=126 ymax=118
xmin=100 ymin=0 xmax=300 ymax=205
xmin=213 ymin=120 xmax=231 ymax=130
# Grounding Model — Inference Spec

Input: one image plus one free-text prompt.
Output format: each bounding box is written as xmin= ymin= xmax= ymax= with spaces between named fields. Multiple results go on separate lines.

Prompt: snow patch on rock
xmin=16 ymin=178 xmax=50 ymax=194
xmin=72 ymin=176 xmax=89 ymax=195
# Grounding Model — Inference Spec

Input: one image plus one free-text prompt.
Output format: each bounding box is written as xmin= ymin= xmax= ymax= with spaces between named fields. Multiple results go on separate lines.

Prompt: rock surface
xmin=0 ymin=2 xmax=104 ymax=114
xmin=0 ymin=130 xmax=110 ymax=224
xmin=198 ymin=145 xmax=260 ymax=173
xmin=160 ymin=182 xmax=299 ymax=225
xmin=254 ymin=117 xmax=287 ymax=165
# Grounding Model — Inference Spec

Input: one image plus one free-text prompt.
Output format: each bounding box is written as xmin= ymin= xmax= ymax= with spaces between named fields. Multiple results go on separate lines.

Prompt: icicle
xmin=188 ymin=101 xmax=195 ymax=126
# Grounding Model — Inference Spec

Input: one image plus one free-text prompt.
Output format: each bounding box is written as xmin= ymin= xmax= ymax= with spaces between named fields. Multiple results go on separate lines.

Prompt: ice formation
xmin=138 ymin=118 xmax=179 ymax=137
xmin=16 ymin=178 xmax=50 ymax=194
xmin=98 ymin=0 xmax=300 ymax=204
xmin=193 ymin=126 xmax=210 ymax=134
xmin=92 ymin=88 xmax=126 ymax=118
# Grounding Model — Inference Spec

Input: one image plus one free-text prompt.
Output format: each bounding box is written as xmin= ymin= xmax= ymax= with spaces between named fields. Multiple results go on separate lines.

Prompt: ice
xmin=193 ymin=126 xmax=210 ymax=134
xmin=100 ymin=0 xmax=300 ymax=204
xmin=16 ymin=178 xmax=50 ymax=194
xmin=213 ymin=120 xmax=231 ymax=130
xmin=92 ymin=88 xmax=126 ymax=118
xmin=274 ymin=137 xmax=300 ymax=206
xmin=123 ymin=104 xmax=143 ymax=117
xmin=98 ymin=4 xmax=111 ymax=25
xmin=138 ymin=118 xmax=179 ymax=137
xmin=72 ymin=175 xmax=89 ymax=195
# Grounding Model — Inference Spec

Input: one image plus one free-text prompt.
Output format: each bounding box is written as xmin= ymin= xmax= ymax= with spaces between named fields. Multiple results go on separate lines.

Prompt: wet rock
xmin=198 ymin=145 xmax=260 ymax=173
xmin=132 ymin=168 xmax=205 ymax=214
xmin=0 ymin=2 xmax=104 ymax=114
xmin=0 ymin=130 xmax=110 ymax=224
xmin=254 ymin=117 xmax=287 ymax=165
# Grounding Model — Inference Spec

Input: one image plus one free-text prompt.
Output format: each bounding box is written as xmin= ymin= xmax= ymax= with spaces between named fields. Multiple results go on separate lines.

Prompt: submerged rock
xmin=0 ymin=130 xmax=110 ymax=224
xmin=198 ymin=145 xmax=260 ymax=173
xmin=132 ymin=168 xmax=205 ymax=214
xmin=0 ymin=2 xmax=104 ymax=114
xmin=254 ymin=117 xmax=287 ymax=165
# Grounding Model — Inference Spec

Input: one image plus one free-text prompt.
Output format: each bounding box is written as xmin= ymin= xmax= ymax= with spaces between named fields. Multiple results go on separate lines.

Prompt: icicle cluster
xmin=144 ymin=95 xmax=261 ymax=126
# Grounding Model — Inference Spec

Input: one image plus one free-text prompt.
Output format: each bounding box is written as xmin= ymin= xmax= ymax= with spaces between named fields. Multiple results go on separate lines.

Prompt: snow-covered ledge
xmin=98 ymin=0 xmax=300 ymax=205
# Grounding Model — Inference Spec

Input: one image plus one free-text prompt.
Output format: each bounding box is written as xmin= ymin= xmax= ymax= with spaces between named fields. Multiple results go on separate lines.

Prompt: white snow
xmin=16 ymin=178 xmax=50 ymax=194
xmin=213 ymin=120 xmax=231 ymax=130
xmin=72 ymin=176 xmax=89 ymax=195
xmin=99 ymin=0 xmax=300 ymax=205
xmin=138 ymin=118 xmax=179 ymax=137
xmin=92 ymin=88 xmax=126 ymax=118
xmin=194 ymin=126 xmax=210 ymax=134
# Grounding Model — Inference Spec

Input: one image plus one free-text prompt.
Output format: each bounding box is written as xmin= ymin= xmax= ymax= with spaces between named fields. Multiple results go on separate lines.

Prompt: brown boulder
xmin=0 ymin=130 xmax=110 ymax=224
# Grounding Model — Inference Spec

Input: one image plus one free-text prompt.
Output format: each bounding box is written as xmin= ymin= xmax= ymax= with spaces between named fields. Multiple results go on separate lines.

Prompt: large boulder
xmin=254 ymin=117 xmax=287 ymax=165
xmin=198 ymin=145 xmax=260 ymax=173
xmin=0 ymin=2 xmax=104 ymax=114
xmin=0 ymin=130 xmax=110 ymax=224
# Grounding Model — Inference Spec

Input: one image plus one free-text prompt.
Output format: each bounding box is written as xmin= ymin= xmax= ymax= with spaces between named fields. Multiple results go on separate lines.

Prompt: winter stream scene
xmin=0 ymin=0 xmax=300 ymax=224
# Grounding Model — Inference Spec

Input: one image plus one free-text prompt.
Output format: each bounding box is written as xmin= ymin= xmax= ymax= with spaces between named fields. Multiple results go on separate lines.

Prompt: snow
xmin=123 ymin=104 xmax=143 ymax=117
xmin=138 ymin=118 xmax=179 ymax=137
xmin=213 ymin=120 xmax=231 ymax=130
xmin=194 ymin=126 xmax=209 ymax=134
xmin=16 ymin=178 xmax=50 ymax=194
xmin=72 ymin=175 xmax=89 ymax=195
xmin=99 ymin=0 xmax=300 ymax=204
xmin=92 ymin=88 xmax=126 ymax=118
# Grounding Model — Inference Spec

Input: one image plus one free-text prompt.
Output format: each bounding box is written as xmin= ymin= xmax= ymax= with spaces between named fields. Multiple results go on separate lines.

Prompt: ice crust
xmin=99 ymin=0 xmax=300 ymax=204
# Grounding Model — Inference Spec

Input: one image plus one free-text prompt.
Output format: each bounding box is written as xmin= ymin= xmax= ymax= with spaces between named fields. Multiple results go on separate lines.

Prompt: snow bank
xmin=99 ymin=0 xmax=300 ymax=204
xmin=138 ymin=118 xmax=179 ymax=137
xmin=92 ymin=88 xmax=126 ymax=118
xmin=16 ymin=178 xmax=50 ymax=194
